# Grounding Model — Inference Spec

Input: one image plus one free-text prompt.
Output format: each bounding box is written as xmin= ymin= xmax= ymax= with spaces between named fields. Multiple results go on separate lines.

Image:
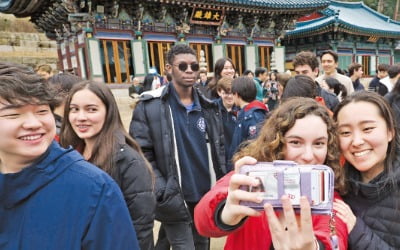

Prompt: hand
xmin=265 ymin=196 xmax=316 ymax=250
xmin=233 ymin=156 xmax=257 ymax=172
xmin=333 ymin=199 xmax=356 ymax=233
xmin=220 ymin=156 xmax=262 ymax=226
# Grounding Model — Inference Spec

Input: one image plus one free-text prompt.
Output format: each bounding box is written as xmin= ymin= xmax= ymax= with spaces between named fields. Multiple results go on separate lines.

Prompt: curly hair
xmin=292 ymin=51 xmax=319 ymax=71
xmin=233 ymin=97 xmax=346 ymax=194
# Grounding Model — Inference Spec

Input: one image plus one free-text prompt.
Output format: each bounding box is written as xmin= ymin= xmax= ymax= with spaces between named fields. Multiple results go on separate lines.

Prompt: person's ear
xmin=313 ymin=68 xmax=319 ymax=77
xmin=388 ymin=128 xmax=395 ymax=143
xmin=165 ymin=64 xmax=172 ymax=74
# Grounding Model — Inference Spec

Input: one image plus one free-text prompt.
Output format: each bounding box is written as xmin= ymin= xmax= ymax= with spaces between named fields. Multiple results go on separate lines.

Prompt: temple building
xmin=0 ymin=0 xmax=330 ymax=83
xmin=284 ymin=0 xmax=400 ymax=76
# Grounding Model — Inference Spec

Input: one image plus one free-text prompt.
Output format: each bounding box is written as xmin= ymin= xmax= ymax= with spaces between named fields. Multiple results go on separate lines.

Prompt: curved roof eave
xmin=286 ymin=0 xmax=400 ymax=39
xmin=337 ymin=20 xmax=400 ymax=38
xmin=287 ymin=27 xmax=400 ymax=40
xmin=286 ymin=16 xmax=335 ymax=35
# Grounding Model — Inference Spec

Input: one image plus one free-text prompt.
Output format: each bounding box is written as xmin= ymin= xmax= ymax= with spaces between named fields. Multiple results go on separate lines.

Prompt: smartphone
xmin=239 ymin=160 xmax=334 ymax=214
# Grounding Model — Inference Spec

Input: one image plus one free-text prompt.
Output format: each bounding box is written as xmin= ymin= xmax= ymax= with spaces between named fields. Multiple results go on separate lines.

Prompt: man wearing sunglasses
xmin=129 ymin=44 xmax=226 ymax=250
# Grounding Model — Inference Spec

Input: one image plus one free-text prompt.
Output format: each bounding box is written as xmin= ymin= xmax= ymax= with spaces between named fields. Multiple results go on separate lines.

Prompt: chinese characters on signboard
xmin=190 ymin=8 xmax=224 ymax=26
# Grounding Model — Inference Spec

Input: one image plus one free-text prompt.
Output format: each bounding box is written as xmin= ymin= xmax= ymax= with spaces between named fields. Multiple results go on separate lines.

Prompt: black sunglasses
xmin=173 ymin=62 xmax=200 ymax=72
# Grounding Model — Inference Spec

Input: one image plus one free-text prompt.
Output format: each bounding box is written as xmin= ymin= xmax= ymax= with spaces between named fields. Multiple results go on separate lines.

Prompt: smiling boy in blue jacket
xmin=0 ymin=62 xmax=139 ymax=250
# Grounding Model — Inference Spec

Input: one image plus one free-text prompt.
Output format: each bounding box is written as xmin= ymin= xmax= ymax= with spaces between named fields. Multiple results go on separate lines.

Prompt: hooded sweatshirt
xmin=0 ymin=141 xmax=139 ymax=250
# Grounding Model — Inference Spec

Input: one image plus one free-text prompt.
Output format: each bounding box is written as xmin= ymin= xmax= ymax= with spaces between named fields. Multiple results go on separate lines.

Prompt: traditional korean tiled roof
xmin=0 ymin=0 xmax=331 ymax=16
xmin=0 ymin=0 xmax=331 ymax=39
xmin=213 ymin=0 xmax=331 ymax=9
xmin=286 ymin=0 xmax=400 ymax=38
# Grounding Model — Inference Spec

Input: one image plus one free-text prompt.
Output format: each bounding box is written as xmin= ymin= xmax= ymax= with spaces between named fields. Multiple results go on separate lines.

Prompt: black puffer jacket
xmin=344 ymin=160 xmax=400 ymax=249
xmin=129 ymin=85 xmax=226 ymax=223
xmin=111 ymin=143 xmax=156 ymax=250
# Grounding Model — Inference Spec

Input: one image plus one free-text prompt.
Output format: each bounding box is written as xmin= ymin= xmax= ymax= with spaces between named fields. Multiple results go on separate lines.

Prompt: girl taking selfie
xmin=194 ymin=97 xmax=348 ymax=250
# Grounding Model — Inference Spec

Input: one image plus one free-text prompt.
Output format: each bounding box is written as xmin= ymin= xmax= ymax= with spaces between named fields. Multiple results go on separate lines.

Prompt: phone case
xmin=239 ymin=160 xmax=334 ymax=214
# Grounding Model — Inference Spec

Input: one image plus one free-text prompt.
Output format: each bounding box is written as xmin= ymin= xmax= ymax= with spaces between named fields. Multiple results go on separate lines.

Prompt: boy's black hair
xmin=166 ymin=44 xmax=196 ymax=64
xmin=243 ymin=69 xmax=253 ymax=76
xmin=388 ymin=64 xmax=400 ymax=79
xmin=254 ymin=67 xmax=267 ymax=78
xmin=48 ymin=73 xmax=82 ymax=94
xmin=325 ymin=77 xmax=347 ymax=97
xmin=231 ymin=76 xmax=257 ymax=103
xmin=0 ymin=62 xmax=58 ymax=108
xmin=377 ymin=64 xmax=390 ymax=72
xmin=281 ymin=75 xmax=317 ymax=101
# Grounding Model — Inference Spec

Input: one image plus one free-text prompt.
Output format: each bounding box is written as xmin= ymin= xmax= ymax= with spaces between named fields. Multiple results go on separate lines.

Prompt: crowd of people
xmin=1 ymin=44 xmax=400 ymax=250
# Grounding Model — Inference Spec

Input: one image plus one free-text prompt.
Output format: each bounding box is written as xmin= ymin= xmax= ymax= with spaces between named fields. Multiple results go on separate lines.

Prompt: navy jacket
xmin=0 ymin=141 xmax=139 ymax=250
xmin=228 ymin=100 xmax=268 ymax=167
xmin=352 ymin=79 xmax=365 ymax=91
xmin=216 ymin=98 xmax=238 ymax=164
xmin=368 ymin=76 xmax=381 ymax=91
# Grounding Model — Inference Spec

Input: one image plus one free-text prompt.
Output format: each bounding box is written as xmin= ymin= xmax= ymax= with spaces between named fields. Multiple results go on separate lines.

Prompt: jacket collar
xmin=346 ymin=162 xmax=398 ymax=200
xmin=244 ymin=100 xmax=268 ymax=112
xmin=0 ymin=141 xmax=83 ymax=208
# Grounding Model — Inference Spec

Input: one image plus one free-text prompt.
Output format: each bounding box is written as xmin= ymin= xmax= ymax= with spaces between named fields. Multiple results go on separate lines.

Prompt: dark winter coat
xmin=129 ymin=85 xmax=226 ymax=223
xmin=344 ymin=159 xmax=400 ymax=249
xmin=111 ymin=143 xmax=156 ymax=250
xmin=352 ymin=79 xmax=365 ymax=91
xmin=216 ymin=98 xmax=238 ymax=165
xmin=369 ymin=76 xmax=381 ymax=91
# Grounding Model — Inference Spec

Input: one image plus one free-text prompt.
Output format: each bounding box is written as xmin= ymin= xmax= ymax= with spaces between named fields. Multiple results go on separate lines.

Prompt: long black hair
xmin=333 ymin=91 xmax=400 ymax=192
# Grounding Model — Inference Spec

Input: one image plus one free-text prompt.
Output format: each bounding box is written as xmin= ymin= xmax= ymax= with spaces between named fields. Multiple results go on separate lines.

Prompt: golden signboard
xmin=190 ymin=8 xmax=224 ymax=26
